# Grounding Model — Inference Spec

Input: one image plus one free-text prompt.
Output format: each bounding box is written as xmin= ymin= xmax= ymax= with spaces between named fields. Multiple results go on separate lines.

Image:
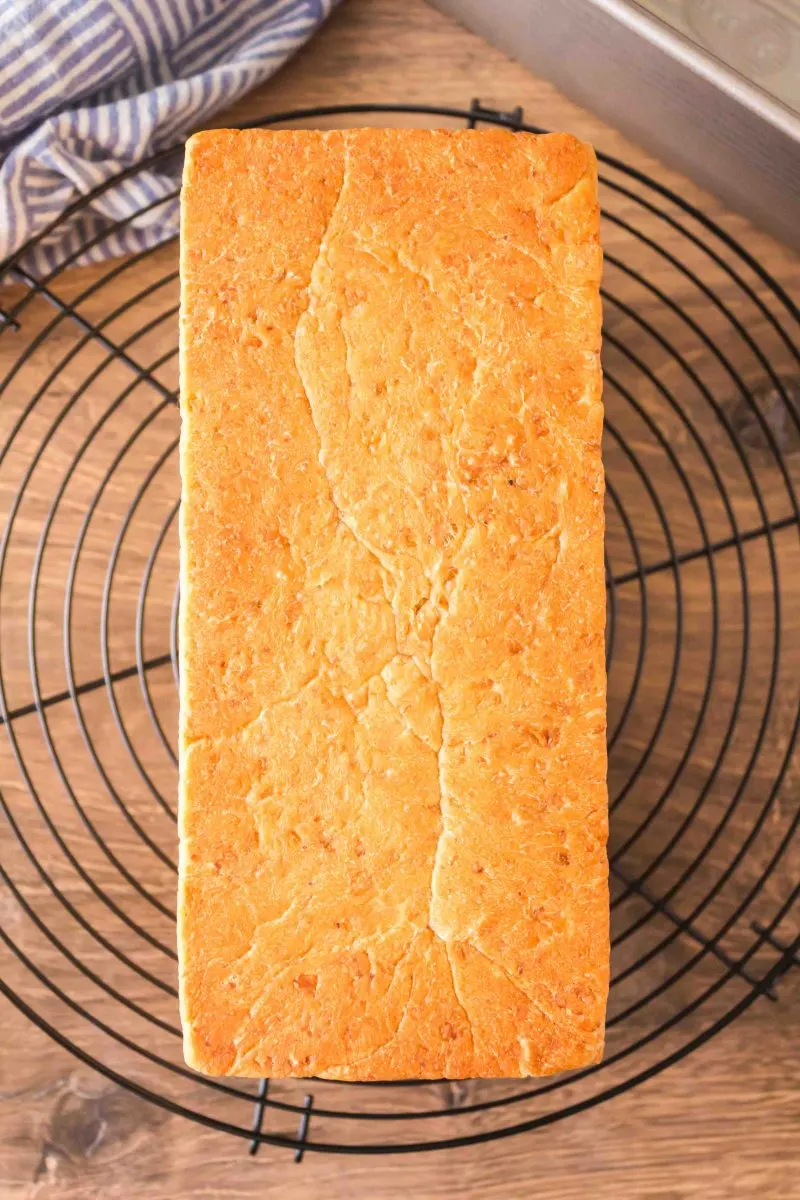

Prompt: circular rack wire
xmin=0 ymin=102 xmax=799 ymax=1158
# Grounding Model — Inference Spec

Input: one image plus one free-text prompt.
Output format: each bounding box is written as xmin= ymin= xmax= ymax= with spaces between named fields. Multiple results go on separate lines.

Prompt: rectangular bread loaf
xmin=178 ymin=127 xmax=608 ymax=1080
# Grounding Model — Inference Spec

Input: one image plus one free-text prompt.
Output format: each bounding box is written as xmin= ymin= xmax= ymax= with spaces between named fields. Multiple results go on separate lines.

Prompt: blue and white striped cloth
xmin=0 ymin=0 xmax=337 ymax=276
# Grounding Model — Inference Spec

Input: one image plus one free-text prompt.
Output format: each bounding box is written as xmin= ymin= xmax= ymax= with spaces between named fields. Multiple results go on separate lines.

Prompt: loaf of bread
xmin=178 ymin=127 xmax=608 ymax=1080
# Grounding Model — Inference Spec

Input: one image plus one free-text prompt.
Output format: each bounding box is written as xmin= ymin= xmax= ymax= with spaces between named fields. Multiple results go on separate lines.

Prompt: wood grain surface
xmin=1 ymin=1 xmax=798 ymax=1197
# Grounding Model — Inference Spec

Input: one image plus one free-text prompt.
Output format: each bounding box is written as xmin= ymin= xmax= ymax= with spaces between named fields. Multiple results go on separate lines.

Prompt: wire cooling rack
xmin=0 ymin=102 xmax=798 ymax=1159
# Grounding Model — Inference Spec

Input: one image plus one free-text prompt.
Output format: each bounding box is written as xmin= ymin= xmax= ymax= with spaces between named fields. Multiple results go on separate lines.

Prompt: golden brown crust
xmin=178 ymin=128 xmax=608 ymax=1080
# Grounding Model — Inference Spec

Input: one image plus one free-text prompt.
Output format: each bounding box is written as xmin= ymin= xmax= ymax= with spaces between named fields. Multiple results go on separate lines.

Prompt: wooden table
xmin=1 ymin=2 xmax=798 ymax=1197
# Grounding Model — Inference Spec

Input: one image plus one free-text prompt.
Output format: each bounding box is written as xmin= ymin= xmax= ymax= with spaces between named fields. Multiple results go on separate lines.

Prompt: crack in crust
xmin=292 ymin=135 xmax=470 ymax=1059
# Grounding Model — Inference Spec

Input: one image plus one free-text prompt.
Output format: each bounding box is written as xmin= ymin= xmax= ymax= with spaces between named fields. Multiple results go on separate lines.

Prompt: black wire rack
xmin=1 ymin=101 xmax=798 ymax=1159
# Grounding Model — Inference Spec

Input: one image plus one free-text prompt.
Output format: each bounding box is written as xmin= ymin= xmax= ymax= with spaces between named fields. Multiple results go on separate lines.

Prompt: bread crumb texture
xmin=178 ymin=128 xmax=608 ymax=1080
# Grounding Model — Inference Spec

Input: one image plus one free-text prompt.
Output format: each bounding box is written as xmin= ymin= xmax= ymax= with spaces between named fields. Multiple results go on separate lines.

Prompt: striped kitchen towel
xmin=0 ymin=0 xmax=338 ymax=277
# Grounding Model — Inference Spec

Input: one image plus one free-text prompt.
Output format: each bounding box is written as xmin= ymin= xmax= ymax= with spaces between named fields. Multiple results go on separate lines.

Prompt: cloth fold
xmin=0 ymin=0 xmax=337 ymax=275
